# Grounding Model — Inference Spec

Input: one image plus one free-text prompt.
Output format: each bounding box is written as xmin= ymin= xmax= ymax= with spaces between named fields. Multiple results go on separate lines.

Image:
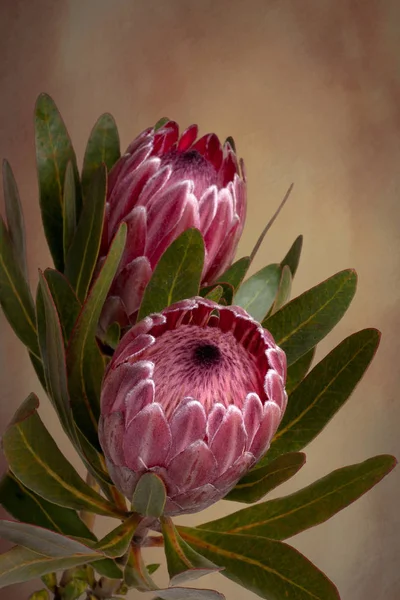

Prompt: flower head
xmin=99 ymin=121 xmax=246 ymax=331
xmin=99 ymin=297 xmax=287 ymax=515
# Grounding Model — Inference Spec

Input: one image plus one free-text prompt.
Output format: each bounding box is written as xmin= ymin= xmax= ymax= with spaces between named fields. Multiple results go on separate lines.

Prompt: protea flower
xmin=99 ymin=120 xmax=246 ymax=331
xmin=99 ymin=297 xmax=287 ymax=516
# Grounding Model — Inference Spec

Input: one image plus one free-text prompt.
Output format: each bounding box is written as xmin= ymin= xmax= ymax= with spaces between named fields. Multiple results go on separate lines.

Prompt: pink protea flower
xmin=99 ymin=297 xmax=287 ymax=516
xmin=99 ymin=120 xmax=246 ymax=330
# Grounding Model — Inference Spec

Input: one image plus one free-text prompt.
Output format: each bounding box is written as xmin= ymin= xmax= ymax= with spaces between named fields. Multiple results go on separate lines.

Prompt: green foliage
xmin=234 ymin=263 xmax=281 ymax=321
xmin=138 ymin=228 xmax=204 ymax=319
xmin=132 ymin=473 xmax=166 ymax=517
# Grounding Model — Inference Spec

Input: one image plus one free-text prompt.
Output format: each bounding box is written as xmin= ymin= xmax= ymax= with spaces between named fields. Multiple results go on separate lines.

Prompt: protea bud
xmin=100 ymin=121 xmax=246 ymax=330
xmin=99 ymin=297 xmax=287 ymax=516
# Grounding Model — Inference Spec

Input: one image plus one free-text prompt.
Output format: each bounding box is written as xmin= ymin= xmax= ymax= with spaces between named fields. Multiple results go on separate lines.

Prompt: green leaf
xmin=0 ymin=546 xmax=101 ymax=589
xmin=203 ymin=284 xmax=223 ymax=303
xmin=92 ymin=558 xmax=123 ymax=580
xmin=154 ymin=117 xmax=170 ymax=131
xmin=269 ymin=264 xmax=292 ymax=315
xmin=65 ymin=164 xmax=106 ymax=303
xmin=281 ymin=234 xmax=303 ymax=277
xmin=264 ymin=328 xmax=381 ymax=463
xmin=37 ymin=272 xmax=76 ymax=440
xmin=264 ymin=269 xmax=357 ymax=366
xmin=138 ymin=228 xmax=204 ymax=320
xmin=81 ymin=113 xmax=120 ymax=199
xmin=224 ymin=452 xmax=306 ymax=504
xmin=132 ymin=473 xmax=166 ymax=517
xmin=216 ymin=256 xmax=250 ymax=291
xmin=75 ymin=428 xmax=113 ymax=486
xmin=180 ymin=528 xmax=339 ymax=600
xmin=147 ymin=563 xmax=160 ymax=575
xmin=0 ymin=520 xmax=99 ymax=558
xmin=95 ymin=514 xmax=140 ymax=558
xmin=0 ymin=216 xmax=40 ymax=358
xmin=66 ymin=223 xmax=126 ymax=447
xmin=199 ymin=455 xmax=397 ymax=541
xmin=43 ymin=269 xmax=81 ymax=345
xmin=0 ymin=472 xmax=94 ymax=540
xmin=29 ymin=590 xmax=49 ymax=600
xmin=2 ymin=394 xmax=125 ymax=518
xmin=61 ymin=578 xmax=87 ymax=600
xmin=234 ymin=263 xmax=281 ymax=321
xmin=62 ymin=162 xmax=77 ymax=259
xmin=2 ymin=159 xmax=28 ymax=279
xmin=285 ymin=348 xmax=315 ymax=395
xmin=124 ymin=545 xmax=157 ymax=591
xmin=161 ymin=517 xmax=220 ymax=586
xmin=35 ymin=93 xmax=81 ymax=271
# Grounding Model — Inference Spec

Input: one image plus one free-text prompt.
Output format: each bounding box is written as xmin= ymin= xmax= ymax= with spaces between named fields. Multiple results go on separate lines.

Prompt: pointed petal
xmin=106 ymin=460 xmax=140 ymax=500
xmin=198 ymin=186 xmax=218 ymax=235
xmin=242 ymin=393 xmax=264 ymax=449
xmin=214 ymin=451 xmax=255 ymax=492
xmin=206 ymin=403 xmax=226 ymax=443
xmin=210 ymin=406 xmax=246 ymax=475
xmin=168 ymin=399 xmax=207 ymax=460
xmin=178 ymin=124 xmax=198 ymax=151
xmin=112 ymin=256 xmax=152 ymax=318
xmin=101 ymin=361 xmax=153 ymax=415
xmin=123 ymin=403 xmax=172 ymax=470
xmin=125 ymin=378 xmax=155 ymax=425
xmin=171 ymin=483 xmax=220 ymax=514
xmin=265 ymin=369 xmax=286 ymax=409
xmin=167 ymin=441 xmax=217 ymax=492
xmin=250 ymin=401 xmax=281 ymax=460
xmin=120 ymin=205 xmax=147 ymax=269
xmin=138 ymin=165 xmax=172 ymax=208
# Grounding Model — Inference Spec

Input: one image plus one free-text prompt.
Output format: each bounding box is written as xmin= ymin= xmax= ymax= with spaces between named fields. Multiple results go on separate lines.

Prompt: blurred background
xmin=0 ymin=1 xmax=399 ymax=598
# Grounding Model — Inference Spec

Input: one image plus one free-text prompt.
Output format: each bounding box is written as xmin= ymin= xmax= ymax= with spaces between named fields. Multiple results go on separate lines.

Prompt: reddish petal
xmin=192 ymin=134 xmax=209 ymax=156
xmin=106 ymin=460 xmax=140 ymax=500
xmin=98 ymin=295 xmax=129 ymax=337
xmin=146 ymin=182 xmax=191 ymax=250
xmin=152 ymin=122 xmax=179 ymax=155
xmin=214 ymin=451 xmax=255 ymax=491
xmin=198 ymin=186 xmax=218 ymax=235
xmin=113 ymin=332 xmax=155 ymax=365
xmin=101 ymin=361 xmax=153 ymax=415
xmin=210 ymin=406 xmax=247 ymax=475
xmin=125 ymin=378 xmax=155 ymax=426
xmin=178 ymin=124 xmax=198 ymax=151
xmin=168 ymin=399 xmax=207 ymax=459
xmin=123 ymin=403 xmax=172 ymax=470
xmin=204 ymin=133 xmax=223 ymax=171
xmin=206 ymin=403 xmax=226 ymax=442
xmin=119 ymin=206 xmax=147 ymax=269
xmin=99 ymin=412 xmax=125 ymax=466
xmin=204 ymin=189 xmax=234 ymax=264
xmin=112 ymin=257 xmax=152 ymax=318
xmin=137 ymin=165 xmax=172 ymax=208
xmin=242 ymin=393 xmax=264 ymax=449
xmin=125 ymin=128 xmax=152 ymax=154
xmin=170 ymin=483 xmax=219 ymax=514
xmin=266 ymin=348 xmax=286 ymax=380
xmin=250 ymin=401 xmax=281 ymax=460
xmin=167 ymin=440 xmax=217 ymax=492
xmin=265 ymin=369 xmax=285 ymax=409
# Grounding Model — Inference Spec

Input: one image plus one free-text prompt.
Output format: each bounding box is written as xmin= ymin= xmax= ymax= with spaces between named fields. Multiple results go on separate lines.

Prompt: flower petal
xmin=106 ymin=460 xmax=140 ymax=501
xmin=210 ymin=405 xmax=247 ymax=475
xmin=167 ymin=440 xmax=217 ymax=493
xmin=242 ymin=393 xmax=264 ymax=449
xmin=250 ymin=401 xmax=281 ymax=460
xmin=168 ymin=399 xmax=207 ymax=460
xmin=101 ymin=361 xmax=153 ymax=415
xmin=112 ymin=257 xmax=152 ymax=318
xmin=178 ymin=124 xmax=198 ymax=151
xmin=125 ymin=378 xmax=155 ymax=426
xmin=214 ymin=451 xmax=255 ymax=492
xmin=99 ymin=412 xmax=125 ymax=466
xmin=206 ymin=403 xmax=226 ymax=442
xmin=123 ymin=403 xmax=172 ymax=470
xmin=265 ymin=369 xmax=286 ymax=409
xmin=170 ymin=483 xmax=220 ymax=514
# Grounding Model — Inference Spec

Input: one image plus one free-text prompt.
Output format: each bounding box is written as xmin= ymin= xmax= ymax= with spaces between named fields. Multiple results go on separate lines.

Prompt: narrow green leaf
xmin=62 ymin=161 xmax=77 ymax=259
xmin=132 ymin=473 xmax=166 ymax=517
xmin=75 ymin=429 xmax=113 ymax=486
xmin=37 ymin=272 xmax=76 ymax=439
xmin=2 ymin=159 xmax=28 ymax=279
xmin=0 ymin=546 xmax=101 ymax=589
xmin=2 ymin=394 xmax=125 ymax=518
xmin=95 ymin=514 xmax=140 ymax=558
xmin=138 ymin=228 xmax=204 ymax=320
xmin=269 ymin=264 xmax=292 ymax=315
xmin=29 ymin=589 xmax=49 ymax=600
xmin=285 ymin=348 xmax=315 ymax=395
xmin=66 ymin=223 xmax=126 ymax=447
xmin=43 ymin=269 xmax=81 ymax=345
xmin=225 ymin=452 xmax=306 ymax=504
xmin=264 ymin=328 xmax=381 ymax=462
xmin=65 ymin=164 xmax=106 ymax=303
xmin=199 ymin=455 xmax=397 ymax=541
xmin=161 ymin=517 xmax=220 ymax=586
xmin=147 ymin=563 xmax=160 ymax=575
xmin=180 ymin=529 xmax=339 ymax=600
xmin=263 ymin=269 xmax=357 ymax=366
xmin=81 ymin=113 xmax=120 ymax=199
xmin=250 ymin=184 xmax=294 ymax=262
xmin=216 ymin=256 xmax=250 ymax=291
xmin=154 ymin=117 xmax=170 ymax=131
xmin=0 ymin=520 xmax=99 ymax=558
xmin=0 ymin=216 xmax=40 ymax=357
xmin=124 ymin=545 xmax=158 ymax=591
xmin=281 ymin=234 xmax=303 ymax=277
xmin=34 ymin=93 xmax=81 ymax=271
xmin=200 ymin=282 xmax=233 ymax=305
xmin=0 ymin=472 xmax=94 ymax=541
xmin=234 ymin=263 xmax=281 ymax=321
xmin=92 ymin=558 xmax=123 ymax=579
xmin=29 ymin=351 xmax=47 ymax=391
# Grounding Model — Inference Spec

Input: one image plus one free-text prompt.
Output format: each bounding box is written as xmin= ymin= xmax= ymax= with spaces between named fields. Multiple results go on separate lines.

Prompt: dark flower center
xmin=193 ymin=343 xmax=222 ymax=368
xmin=161 ymin=149 xmax=218 ymax=196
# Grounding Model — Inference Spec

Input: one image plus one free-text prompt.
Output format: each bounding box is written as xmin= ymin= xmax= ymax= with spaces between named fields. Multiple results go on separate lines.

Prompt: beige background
xmin=1 ymin=1 xmax=399 ymax=599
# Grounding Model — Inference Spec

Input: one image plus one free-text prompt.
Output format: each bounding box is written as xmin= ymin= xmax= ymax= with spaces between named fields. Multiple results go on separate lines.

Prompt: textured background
xmin=1 ymin=1 xmax=400 ymax=598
